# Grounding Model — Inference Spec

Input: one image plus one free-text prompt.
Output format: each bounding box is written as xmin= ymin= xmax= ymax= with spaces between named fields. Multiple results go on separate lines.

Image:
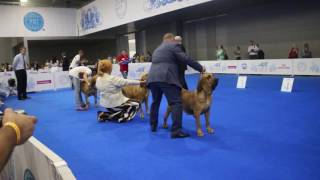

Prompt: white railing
xmin=0 ymin=137 xmax=76 ymax=180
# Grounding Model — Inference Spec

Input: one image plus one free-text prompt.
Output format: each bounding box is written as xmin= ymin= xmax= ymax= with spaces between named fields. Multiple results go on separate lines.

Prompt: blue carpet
xmin=6 ymin=74 xmax=320 ymax=180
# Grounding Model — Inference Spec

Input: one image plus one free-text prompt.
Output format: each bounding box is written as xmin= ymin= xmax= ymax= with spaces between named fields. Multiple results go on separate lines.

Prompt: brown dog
xmin=80 ymin=75 xmax=98 ymax=108
xmin=122 ymin=74 xmax=149 ymax=119
xmin=163 ymin=73 xmax=219 ymax=137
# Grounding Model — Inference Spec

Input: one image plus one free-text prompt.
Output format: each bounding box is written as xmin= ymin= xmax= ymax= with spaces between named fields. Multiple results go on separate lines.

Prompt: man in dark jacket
xmin=147 ymin=33 xmax=205 ymax=138
xmin=174 ymin=36 xmax=188 ymax=90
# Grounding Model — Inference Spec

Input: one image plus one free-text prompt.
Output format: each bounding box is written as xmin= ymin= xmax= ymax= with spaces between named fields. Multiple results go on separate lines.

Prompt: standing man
xmin=248 ymin=40 xmax=258 ymax=59
xmin=148 ymin=33 xmax=205 ymax=139
xmin=116 ymin=49 xmax=129 ymax=79
xmin=12 ymin=47 xmax=29 ymax=100
xmin=61 ymin=52 xmax=69 ymax=71
xmin=174 ymin=36 xmax=188 ymax=90
xmin=69 ymin=50 xmax=84 ymax=70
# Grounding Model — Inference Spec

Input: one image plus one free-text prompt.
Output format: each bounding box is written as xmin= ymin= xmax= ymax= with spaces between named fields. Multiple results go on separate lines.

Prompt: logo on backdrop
xmin=80 ymin=6 xmax=101 ymax=31
xmin=23 ymin=12 xmax=44 ymax=32
xmin=297 ymin=62 xmax=307 ymax=72
xmin=24 ymin=169 xmax=35 ymax=180
xmin=143 ymin=0 xmax=186 ymax=12
xmin=115 ymin=0 xmax=127 ymax=19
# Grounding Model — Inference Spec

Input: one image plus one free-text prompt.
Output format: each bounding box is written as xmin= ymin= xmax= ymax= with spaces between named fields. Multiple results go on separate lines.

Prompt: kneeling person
xmin=69 ymin=66 xmax=92 ymax=111
xmin=96 ymin=60 xmax=145 ymax=122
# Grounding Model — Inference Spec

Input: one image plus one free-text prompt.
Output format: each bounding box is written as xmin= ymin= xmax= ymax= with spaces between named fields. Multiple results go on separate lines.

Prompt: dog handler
xmin=96 ymin=60 xmax=145 ymax=122
xmin=147 ymin=33 xmax=205 ymax=138
xmin=69 ymin=66 xmax=92 ymax=111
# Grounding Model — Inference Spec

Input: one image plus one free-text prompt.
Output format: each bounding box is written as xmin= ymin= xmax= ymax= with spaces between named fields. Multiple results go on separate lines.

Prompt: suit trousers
xmin=15 ymin=69 xmax=27 ymax=99
xmin=149 ymin=82 xmax=182 ymax=133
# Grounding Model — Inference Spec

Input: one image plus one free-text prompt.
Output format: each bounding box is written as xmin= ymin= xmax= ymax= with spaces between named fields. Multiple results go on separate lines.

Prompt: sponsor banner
xmin=293 ymin=59 xmax=320 ymax=76
xmin=0 ymin=137 xmax=76 ymax=180
xmin=128 ymin=63 xmax=151 ymax=79
xmin=77 ymin=0 xmax=211 ymax=36
xmin=237 ymin=59 xmax=293 ymax=75
xmin=27 ymin=71 xmax=54 ymax=92
xmin=53 ymin=71 xmax=72 ymax=89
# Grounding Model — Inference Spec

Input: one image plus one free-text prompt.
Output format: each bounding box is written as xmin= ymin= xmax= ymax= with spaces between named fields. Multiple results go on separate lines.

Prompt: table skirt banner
xmin=53 ymin=71 xmax=72 ymax=89
xmin=27 ymin=71 xmax=55 ymax=92
xmin=0 ymin=137 xmax=76 ymax=180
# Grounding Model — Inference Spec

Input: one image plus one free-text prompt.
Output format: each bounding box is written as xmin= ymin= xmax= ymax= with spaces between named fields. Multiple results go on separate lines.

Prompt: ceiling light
xmin=20 ymin=0 xmax=28 ymax=2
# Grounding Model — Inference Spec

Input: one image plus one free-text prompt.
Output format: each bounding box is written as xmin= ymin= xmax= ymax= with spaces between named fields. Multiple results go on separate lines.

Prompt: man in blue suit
xmin=147 ymin=33 xmax=205 ymax=138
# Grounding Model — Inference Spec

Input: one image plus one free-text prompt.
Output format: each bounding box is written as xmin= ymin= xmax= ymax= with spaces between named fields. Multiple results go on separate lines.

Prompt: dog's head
xmin=197 ymin=73 xmax=219 ymax=95
xmin=140 ymin=73 xmax=148 ymax=88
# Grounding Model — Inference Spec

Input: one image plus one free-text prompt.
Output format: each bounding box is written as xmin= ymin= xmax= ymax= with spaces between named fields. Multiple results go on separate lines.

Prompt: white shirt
xmin=69 ymin=54 xmax=81 ymax=69
xmin=248 ymin=45 xmax=259 ymax=56
xmin=69 ymin=66 xmax=92 ymax=78
xmin=96 ymin=73 xmax=140 ymax=108
xmin=12 ymin=53 xmax=29 ymax=71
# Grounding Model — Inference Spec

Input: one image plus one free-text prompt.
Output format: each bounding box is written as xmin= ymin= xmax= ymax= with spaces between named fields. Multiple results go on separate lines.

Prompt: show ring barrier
xmin=0 ymin=137 xmax=76 ymax=180
xmin=0 ymin=59 xmax=319 ymax=93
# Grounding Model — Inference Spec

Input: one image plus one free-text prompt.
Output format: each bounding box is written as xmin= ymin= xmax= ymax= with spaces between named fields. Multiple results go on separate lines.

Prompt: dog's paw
xmin=197 ymin=129 xmax=204 ymax=137
xmin=162 ymin=123 xmax=169 ymax=129
xmin=207 ymin=127 xmax=215 ymax=134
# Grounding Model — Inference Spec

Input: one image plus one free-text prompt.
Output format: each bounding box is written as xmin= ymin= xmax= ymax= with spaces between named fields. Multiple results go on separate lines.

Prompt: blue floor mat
xmin=5 ymin=74 xmax=320 ymax=180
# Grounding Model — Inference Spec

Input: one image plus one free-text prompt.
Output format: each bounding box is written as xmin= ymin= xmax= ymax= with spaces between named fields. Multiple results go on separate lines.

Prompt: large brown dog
xmin=122 ymin=74 xmax=149 ymax=119
xmin=163 ymin=73 xmax=219 ymax=137
xmin=80 ymin=75 xmax=98 ymax=108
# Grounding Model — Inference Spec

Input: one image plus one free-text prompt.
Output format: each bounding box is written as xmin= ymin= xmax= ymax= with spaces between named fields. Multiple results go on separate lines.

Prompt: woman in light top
xmin=96 ymin=60 xmax=145 ymax=122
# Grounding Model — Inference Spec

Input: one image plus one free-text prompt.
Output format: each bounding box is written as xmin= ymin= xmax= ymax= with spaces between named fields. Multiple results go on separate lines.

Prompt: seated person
xmin=96 ymin=60 xmax=145 ymax=123
xmin=69 ymin=66 xmax=92 ymax=111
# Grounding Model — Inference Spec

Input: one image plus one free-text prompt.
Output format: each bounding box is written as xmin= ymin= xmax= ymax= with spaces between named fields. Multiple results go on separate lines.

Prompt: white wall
xmin=77 ymin=0 xmax=212 ymax=36
xmin=0 ymin=6 xmax=77 ymax=37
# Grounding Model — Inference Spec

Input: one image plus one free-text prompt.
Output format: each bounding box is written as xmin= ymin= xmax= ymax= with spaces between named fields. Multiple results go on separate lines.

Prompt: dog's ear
xmin=197 ymin=77 xmax=204 ymax=92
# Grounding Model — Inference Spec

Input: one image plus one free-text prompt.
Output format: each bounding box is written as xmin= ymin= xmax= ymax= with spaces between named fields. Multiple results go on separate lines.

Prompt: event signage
xmin=281 ymin=78 xmax=294 ymax=92
xmin=23 ymin=12 xmax=45 ymax=32
xmin=237 ymin=76 xmax=247 ymax=89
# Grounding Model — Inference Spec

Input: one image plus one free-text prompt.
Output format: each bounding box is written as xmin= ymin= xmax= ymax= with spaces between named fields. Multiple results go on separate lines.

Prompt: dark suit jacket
xmin=147 ymin=42 xmax=203 ymax=88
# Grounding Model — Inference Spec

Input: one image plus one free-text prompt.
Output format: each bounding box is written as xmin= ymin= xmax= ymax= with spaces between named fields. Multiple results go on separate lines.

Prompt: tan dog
xmin=122 ymin=74 xmax=149 ymax=119
xmin=163 ymin=73 xmax=219 ymax=137
xmin=80 ymin=75 xmax=98 ymax=108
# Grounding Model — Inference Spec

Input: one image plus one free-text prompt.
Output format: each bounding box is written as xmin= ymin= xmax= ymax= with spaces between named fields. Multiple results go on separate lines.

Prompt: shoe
xmin=23 ymin=96 xmax=31 ymax=99
xmin=171 ymin=131 xmax=190 ymax=139
xmin=151 ymin=124 xmax=157 ymax=132
xmin=97 ymin=111 xmax=106 ymax=122
xmin=76 ymin=107 xmax=86 ymax=111
xmin=18 ymin=98 xmax=25 ymax=101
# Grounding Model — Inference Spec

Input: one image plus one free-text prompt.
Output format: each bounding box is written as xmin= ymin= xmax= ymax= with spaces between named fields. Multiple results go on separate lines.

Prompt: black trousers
xmin=15 ymin=69 xmax=27 ymax=99
xmin=149 ymin=82 xmax=182 ymax=133
xmin=179 ymin=71 xmax=188 ymax=90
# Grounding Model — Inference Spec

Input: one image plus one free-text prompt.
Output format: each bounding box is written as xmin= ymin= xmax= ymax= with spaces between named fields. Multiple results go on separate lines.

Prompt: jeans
xmin=149 ymin=82 xmax=182 ymax=133
xmin=121 ymin=71 xmax=128 ymax=79
xmin=71 ymin=77 xmax=84 ymax=108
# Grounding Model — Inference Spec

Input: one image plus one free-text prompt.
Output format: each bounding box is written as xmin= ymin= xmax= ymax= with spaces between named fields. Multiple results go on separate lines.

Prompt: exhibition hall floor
xmin=6 ymin=74 xmax=320 ymax=180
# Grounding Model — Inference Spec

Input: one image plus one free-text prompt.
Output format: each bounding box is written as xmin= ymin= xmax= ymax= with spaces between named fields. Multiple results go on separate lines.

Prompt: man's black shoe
xmin=23 ymin=96 xmax=31 ymax=99
xmin=171 ymin=131 xmax=190 ymax=139
xmin=151 ymin=124 xmax=157 ymax=132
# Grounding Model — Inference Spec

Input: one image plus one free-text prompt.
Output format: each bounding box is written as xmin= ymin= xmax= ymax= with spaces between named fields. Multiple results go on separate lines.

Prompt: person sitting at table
xmin=69 ymin=66 xmax=92 ymax=111
xmin=96 ymin=60 xmax=145 ymax=123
